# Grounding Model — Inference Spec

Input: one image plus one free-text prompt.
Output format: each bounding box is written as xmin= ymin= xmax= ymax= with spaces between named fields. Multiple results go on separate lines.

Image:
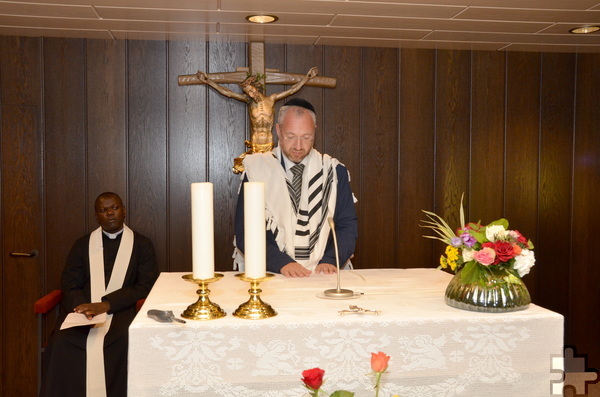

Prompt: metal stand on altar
xmin=322 ymin=217 xmax=355 ymax=299
xmin=233 ymin=273 xmax=277 ymax=319
xmin=181 ymin=273 xmax=226 ymax=320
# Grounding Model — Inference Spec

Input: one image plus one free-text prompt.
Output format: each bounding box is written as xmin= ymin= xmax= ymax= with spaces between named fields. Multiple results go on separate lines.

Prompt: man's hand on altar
xmin=281 ymin=262 xmax=312 ymax=278
xmin=281 ymin=262 xmax=338 ymax=277
xmin=74 ymin=301 xmax=111 ymax=320
xmin=315 ymin=263 xmax=337 ymax=275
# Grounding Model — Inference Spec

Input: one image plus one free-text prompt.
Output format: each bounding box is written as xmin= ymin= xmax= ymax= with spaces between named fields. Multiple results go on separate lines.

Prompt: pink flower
xmin=371 ymin=352 xmax=391 ymax=373
xmin=510 ymin=230 xmax=528 ymax=245
xmin=474 ymin=247 xmax=496 ymax=266
xmin=301 ymin=368 xmax=325 ymax=391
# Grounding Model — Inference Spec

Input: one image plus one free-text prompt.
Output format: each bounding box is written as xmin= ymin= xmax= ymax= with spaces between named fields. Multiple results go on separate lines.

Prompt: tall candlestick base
xmin=233 ymin=273 xmax=277 ymax=319
xmin=181 ymin=273 xmax=226 ymax=320
xmin=323 ymin=288 xmax=355 ymax=298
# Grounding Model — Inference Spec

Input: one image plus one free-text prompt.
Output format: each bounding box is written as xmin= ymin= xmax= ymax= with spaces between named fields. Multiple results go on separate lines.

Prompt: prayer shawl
xmin=236 ymin=147 xmax=339 ymax=271
xmin=86 ymin=225 xmax=134 ymax=397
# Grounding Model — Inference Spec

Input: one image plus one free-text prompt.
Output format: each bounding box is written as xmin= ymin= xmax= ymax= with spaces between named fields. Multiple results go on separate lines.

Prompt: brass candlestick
xmin=233 ymin=273 xmax=277 ymax=319
xmin=181 ymin=273 xmax=226 ymax=320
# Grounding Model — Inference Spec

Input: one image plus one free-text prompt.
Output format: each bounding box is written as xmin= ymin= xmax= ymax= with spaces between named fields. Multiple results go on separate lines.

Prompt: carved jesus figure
xmin=196 ymin=67 xmax=319 ymax=173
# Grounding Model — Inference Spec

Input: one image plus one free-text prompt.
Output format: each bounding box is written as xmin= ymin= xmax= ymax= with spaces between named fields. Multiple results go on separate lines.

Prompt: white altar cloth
xmin=128 ymin=269 xmax=563 ymax=397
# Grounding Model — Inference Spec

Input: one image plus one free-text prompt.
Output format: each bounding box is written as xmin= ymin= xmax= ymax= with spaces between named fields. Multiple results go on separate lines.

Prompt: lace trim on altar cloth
xmin=137 ymin=319 xmax=551 ymax=397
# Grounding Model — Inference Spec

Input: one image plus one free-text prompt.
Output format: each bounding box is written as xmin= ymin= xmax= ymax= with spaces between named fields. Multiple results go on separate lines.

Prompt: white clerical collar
xmin=102 ymin=228 xmax=124 ymax=240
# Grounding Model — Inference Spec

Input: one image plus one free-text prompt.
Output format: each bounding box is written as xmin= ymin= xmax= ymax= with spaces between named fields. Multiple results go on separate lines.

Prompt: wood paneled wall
xmin=1 ymin=35 xmax=599 ymax=395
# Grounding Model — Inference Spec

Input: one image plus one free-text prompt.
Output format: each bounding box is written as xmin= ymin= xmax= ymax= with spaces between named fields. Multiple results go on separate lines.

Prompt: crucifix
xmin=178 ymin=42 xmax=337 ymax=173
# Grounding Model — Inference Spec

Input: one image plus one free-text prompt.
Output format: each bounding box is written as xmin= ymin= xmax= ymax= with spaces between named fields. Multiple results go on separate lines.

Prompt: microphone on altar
xmin=322 ymin=217 xmax=355 ymax=299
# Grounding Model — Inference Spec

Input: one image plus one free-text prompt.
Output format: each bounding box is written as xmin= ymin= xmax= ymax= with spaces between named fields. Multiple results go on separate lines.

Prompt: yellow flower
xmin=440 ymin=255 xmax=448 ymax=269
xmin=439 ymin=246 xmax=460 ymax=271
xmin=448 ymin=258 xmax=458 ymax=271
xmin=445 ymin=245 xmax=459 ymax=261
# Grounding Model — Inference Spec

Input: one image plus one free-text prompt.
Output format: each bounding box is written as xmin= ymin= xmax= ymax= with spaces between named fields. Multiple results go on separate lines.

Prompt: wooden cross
xmin=178 ymin=42 xmax=337 ymax=173
xmin=178 ymin=42 xmax=336 ymax=89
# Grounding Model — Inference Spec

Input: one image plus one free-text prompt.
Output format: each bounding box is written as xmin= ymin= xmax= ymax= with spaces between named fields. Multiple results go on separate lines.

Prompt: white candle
xmin=191 ymin=182 xmax=215 ymax=280
xmin=244 ymin=182 xmax=266 ymax=279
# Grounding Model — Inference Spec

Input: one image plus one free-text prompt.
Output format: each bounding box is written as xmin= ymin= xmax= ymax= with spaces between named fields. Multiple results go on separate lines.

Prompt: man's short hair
xmin=278 ymin=98 xmax=317 ymax=126
xmin=95 ymin=192 xmax=123 ymax=207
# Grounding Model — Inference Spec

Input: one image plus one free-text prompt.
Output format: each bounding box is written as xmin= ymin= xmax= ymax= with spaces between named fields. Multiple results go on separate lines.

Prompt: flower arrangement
xmin=301 ymin=352 xmax=397 ymax=397
xmin=421 ymin=198 xmax=535 ymax=286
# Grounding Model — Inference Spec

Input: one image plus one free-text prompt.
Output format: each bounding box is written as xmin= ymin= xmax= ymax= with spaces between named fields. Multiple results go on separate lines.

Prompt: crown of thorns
xmin=241 ymin=73 xmax=266 ymax=93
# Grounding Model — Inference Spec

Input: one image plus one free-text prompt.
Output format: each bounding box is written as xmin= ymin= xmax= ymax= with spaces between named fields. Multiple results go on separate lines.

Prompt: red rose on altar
xmin=301 ymin=367 xmax=325 ymax=391
xmin=492 ymin=241 xmax=515 ymax=264
xmin=300 ymin=352 xmax=391 ymax=397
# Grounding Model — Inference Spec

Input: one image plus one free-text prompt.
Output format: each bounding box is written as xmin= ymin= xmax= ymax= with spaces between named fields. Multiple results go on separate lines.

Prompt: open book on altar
xmin=60 ymin=312 xmax=107 ymax=330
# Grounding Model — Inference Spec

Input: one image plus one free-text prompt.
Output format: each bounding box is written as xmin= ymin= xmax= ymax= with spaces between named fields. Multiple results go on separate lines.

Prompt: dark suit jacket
xmin=235 ymin=162 xmax=358 ymax=273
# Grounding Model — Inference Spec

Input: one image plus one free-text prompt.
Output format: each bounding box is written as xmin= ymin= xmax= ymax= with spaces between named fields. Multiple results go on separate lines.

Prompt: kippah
xmin=283 ymin=98 xmax=316 ymax=114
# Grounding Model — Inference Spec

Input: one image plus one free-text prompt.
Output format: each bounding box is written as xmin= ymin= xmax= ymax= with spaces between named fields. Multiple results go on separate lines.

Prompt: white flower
xmin=485 ymin=225 xmax=508 ymax=242
xmin=513 ymin=249 xmax=535 ymax=277
xmin=462 ymin=249 xmax=475 ymax=262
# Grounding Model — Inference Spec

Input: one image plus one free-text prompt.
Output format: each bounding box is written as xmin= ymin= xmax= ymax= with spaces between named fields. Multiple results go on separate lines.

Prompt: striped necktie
xmin=290 ymin=163 xmax=305 ymax=212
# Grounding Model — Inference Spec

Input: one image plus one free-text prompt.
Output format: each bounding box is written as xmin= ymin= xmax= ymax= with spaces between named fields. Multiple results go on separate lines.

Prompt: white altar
xmin=128 ymin=269 xmax=563 ymax=397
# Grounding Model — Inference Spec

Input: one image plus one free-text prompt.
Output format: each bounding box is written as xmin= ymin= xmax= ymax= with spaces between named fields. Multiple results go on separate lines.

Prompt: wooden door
xmin=0 ymin=36 xmax=44 ymax=396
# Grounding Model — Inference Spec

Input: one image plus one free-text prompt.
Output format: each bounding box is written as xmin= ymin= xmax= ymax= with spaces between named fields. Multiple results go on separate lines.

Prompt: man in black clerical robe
xmin=40 ymin=192 xmax=158 ymax=397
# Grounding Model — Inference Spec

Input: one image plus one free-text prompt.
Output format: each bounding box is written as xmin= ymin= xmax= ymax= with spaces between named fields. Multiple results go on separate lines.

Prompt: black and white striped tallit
xmin=235 ymin=147 xmax=339 ymax=271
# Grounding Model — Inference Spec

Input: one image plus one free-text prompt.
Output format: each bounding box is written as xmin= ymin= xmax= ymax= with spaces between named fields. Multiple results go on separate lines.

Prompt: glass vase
xmin=445 ymin=266 xmax=531 ymax=312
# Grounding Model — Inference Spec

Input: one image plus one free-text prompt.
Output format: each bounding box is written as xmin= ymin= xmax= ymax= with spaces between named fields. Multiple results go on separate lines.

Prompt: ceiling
xmin=1 ymin=0 xmax=600 ymax=53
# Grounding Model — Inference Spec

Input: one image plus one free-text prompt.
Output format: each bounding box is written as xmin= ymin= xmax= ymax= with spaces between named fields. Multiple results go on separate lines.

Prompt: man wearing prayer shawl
xmin=40 ymin=192 xmax=158 ymax=397
xmin=234 ymin=98 xmax=358 ymax=278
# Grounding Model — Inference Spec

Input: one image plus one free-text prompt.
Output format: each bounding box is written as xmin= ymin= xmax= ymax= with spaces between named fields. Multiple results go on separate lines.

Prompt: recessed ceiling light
xmin=569 ymin=25 xmax=600 ymax=34
xmin=246 ymin=15 xmax=278 ymax=24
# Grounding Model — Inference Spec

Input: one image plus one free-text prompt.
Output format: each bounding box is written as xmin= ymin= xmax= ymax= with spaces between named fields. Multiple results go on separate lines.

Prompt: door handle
xmin=9 ymin=250 xmax=39 ymax=258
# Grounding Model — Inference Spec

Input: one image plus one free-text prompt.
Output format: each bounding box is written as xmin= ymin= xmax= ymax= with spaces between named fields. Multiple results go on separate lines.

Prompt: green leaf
xmin=459 ymin=193 xmax=466 ymax=230
xmin=330 ymin=391 xmax=355 ymax=397
xmin=527 ymin=239 xmax=534 ymax=249
xmin=420 ymin=210 xmax=457 ymax=243
xmin=488 ymin=218 xmax=509 ymax=228
xmin=467 ymin=221 xmax=483 ymax=231
xmin=459 ymin=261 xmax=482 ymax=284
xmin=469 ymin=229 xmax=487 ymax=243
xmin=505 ymin=273 xmax=522 ymax=285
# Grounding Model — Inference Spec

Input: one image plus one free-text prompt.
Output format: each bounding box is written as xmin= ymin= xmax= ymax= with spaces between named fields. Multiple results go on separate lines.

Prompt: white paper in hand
xmin=60 ymin=312 xmax=107 ymax=330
